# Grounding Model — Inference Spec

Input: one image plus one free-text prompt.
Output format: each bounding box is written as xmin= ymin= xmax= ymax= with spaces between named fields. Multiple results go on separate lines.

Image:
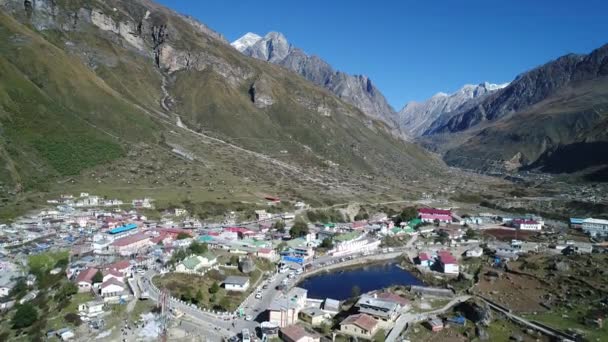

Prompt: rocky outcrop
xmin=232 ymin=31 xmax=397 ymax=126
xmin=249 ymin=77 xmax=275 ymax=108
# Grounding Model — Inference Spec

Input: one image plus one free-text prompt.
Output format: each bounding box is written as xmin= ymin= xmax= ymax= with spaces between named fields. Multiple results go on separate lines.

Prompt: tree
xmin=320 ymin=238 xmax=333 ymax=249
xmin=230 ymin=255 xmax=240 ymax=266
xmin=196 ymin=289 xmax=205 ymax=304
xmin=92 ymin=270 xmax=103 ymax=284
xmin=12 ymin=303 xmax=38 ymax=329
xmin=209 ymin=282 xmax=219 ymax=294
xmin=275 ymin=242 xmax=287 ymax=252
xmin=351 ymin=285 xmax=361 ymax=298
xmin=319 ymin=322 xmax=332 ymax=335
xmin=290 ymin=220 xmax=309 ymax=238
xmin=56 ymin=282 xmax=78 ymax=302
xmin=187 ymin=241 xmax=208 ymax=255
xmin=465 ymin=228 xmax=478 ymax=240
xmin=272 ymin=220 xmax=286 ymax=233
xmin=176 ymin=232 xmax=190 ymax=240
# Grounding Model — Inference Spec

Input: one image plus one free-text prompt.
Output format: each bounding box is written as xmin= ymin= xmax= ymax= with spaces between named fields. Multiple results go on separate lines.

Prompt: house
xmin=356 ymin=294 xmax=401 ymax=323
xmin=511 ymin=219 xmax=542 ymax=231
xmin=417 ymin=252 xmax=432 ymax=267
xmin=78 ymin=300 xmax=105 ymax=317
xmin=465 ymin=247 xmax=483 ymax=258
xmin=427 ymin=317 xmax=444 ymax=332
xmin=279 ymin=325 xmax=320 ymax=342
xmin=418 ymin=208 xmax=453 ymax=224
xmin=100 ymin=278 xmax=126 ymax=297
xmin=437 ymin=251 xmax=459 ymax=274
xmin=299 ymin=307 xmax=331 ymax=326
xmin=323 ymin=298 xmax=340 ymax=314
xmin=223 ymin=276 xmax=250 ymax=292
xmin=55 ymin=328 xmax=75 ymax=341
xmin=340 ymin=313 xmax=379 ymax=339
xmin=74 ymin=267 xmax=98 ymax=293
xmin=175 ymin=253 xmax=217 ymax=273
xmin=257 ymin=248 xmax=277 ymax=261
xmin=269 ymin=287 xmax=308 ymax=327
xmin=102 ymin=269 xmax=124 ymax=283
xmin=582 ymin=218 xmax=608 ymax=238
xmin=111 ymin=233 xmax=151 ymax=256
xmin=104 ymin=260 xmax=132 ymax=277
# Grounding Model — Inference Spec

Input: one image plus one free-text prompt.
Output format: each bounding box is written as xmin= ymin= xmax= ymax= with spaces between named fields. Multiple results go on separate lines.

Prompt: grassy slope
xmin=0 ymin=1 xmax=446 ymax=219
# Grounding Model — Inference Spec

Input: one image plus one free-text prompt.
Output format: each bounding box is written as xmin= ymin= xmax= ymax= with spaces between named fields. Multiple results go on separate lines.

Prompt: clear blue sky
xmin=157 ymin=0 xmax=608 ymax=109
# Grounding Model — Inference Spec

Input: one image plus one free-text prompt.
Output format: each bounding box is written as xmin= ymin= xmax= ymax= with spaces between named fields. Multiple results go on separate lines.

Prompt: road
xmin=386 ymin=295 xmax=471 ymax=342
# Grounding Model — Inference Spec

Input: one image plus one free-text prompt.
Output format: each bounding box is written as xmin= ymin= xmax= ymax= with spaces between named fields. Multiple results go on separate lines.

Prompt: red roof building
xmin=418 ymin=208 xmax=453 ymax=223
xmin=75 ymin=267 xmax=98 ymax=284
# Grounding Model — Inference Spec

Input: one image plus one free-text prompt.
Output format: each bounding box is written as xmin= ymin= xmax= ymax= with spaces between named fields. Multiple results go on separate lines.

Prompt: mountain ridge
xmin=231 ymin=31 xmax=398 ymax=127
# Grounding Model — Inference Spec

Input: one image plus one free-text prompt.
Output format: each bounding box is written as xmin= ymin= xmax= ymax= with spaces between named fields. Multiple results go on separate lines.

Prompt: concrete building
xmin=511 ymin=219 xmax=542 ymax=231
xmin=111 ymin=233 xmax=151 ymax=256
xmin=340 ymin=313 xmax=379 ymax=339
xmin=582 ymin=218 xmax=608 ymax=238
xmin=268 ymin=287 xmax=308 ymax=327
xmin=356 ymin=294 xmax=401 ymax=324
xmin=437 ymin=251 xmax=459 ymax=274
xmin=223 ymin=276 xmax=250 ymax=292
xmin=418 ymin=208 xmax=453 ymax=224
xmin=299 ymin=307 xmax=332 ymax=326
xmin=279 ymin=325 xmax=320 ymax=342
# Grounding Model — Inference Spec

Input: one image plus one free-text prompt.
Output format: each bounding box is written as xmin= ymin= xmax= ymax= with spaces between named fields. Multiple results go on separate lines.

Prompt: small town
xmin=0 ymin=192 xmax=607 ymax=342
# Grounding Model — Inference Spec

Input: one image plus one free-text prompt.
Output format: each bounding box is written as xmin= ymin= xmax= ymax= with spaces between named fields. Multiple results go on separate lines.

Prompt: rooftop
xmin=223 ymin=276 xmax=249 ymax=286
xmin=340 ymin=313 xmax=378 ymax=332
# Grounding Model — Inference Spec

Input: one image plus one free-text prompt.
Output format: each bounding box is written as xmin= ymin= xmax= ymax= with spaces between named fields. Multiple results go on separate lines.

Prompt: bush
xmin=64 ymin=312 xmax=82 ymax=326
xmin=290 ymin=220 xmax=309 ymax=238
xmin=12 ymin=303 xmax=38 ymax=329
xmin=209 ymin=282 xmax=219 ymax=294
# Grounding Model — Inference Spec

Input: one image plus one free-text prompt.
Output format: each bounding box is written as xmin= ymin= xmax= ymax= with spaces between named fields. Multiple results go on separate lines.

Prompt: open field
xmin=482 ymin=228 xmax=536 ymax=241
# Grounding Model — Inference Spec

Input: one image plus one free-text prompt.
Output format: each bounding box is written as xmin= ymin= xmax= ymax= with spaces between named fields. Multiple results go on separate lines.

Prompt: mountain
xmin=0 ymin=0 xmax=443 ymax=215
xmin=398 ymin=82 xmax=508 ymax=137
xmin=430 ymin=46 xmax=608 ymax=134
xmin=231 ymin=32 xmax=397 ymax=126
xmin=426 ymin=44 xmax=608 ymax=177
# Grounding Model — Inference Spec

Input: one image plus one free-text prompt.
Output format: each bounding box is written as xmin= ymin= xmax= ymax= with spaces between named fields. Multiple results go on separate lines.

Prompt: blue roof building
xmin=108 ymin=223 xmax=138 ymax=235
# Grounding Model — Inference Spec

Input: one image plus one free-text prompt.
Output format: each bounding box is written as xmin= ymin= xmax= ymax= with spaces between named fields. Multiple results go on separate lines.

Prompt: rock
xmin=249 ymin=77 xmax=274 ymax=109
xmin=476 ymin=326 xmax=490 ymax=341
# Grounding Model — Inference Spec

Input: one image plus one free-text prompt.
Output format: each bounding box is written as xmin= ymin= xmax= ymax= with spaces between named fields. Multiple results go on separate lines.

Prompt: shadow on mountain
xmin=524 ymin=142 xmax=608 ymax=176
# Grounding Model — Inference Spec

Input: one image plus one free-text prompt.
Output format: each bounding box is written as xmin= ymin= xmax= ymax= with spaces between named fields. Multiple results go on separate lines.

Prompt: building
xmin=111 ymin=233 xmax=151 ymax=256
xmin=74 ymin=267 xmax=98 ymax=293
xmin=511 ymin=219 xmax=542 ymax=231
xmin=279 ymin=325 xmax=320 ymax=342
xmin=427 ymin=317 xmax=444 ymax=332
xmin=175 ymin=253 xmax=217 ymax=273
xmin=299 ymin=307 xmax=332 ymax=326
xmin=100 ymin=278 xmax=126 ymax=297
xmin=465 ymin=247 xmax=484 ymax=258
xmin=437 ymin=251 xmax=459 ymax=274
xmin=418 ymin=208 xmax=453 ymax=224
xmin=339 ymin=313 xmax=379 ymax=339
xmin=269 ymin=287 xmax=308 ymax=327
xmin=570 ymin=218 xmax=585 ymax=229
xmin=329 ymin=233 xmax=381 ymax=257
xmin=78 ymin=300 xmax=105 ymax=317
xmin=223 ymin=276 xmax=250 ymax=292
xmin=582 ymin=218 xmax=608 ymax=238
xmin=102 ymin=269 xmax=124 ymax=283
xmin=256 ymin=248 xmax=277 ymax=261
xmin=104 ymin=260 xmax=132 ymax=277
xmin=356 ymin=294 xmax=405 ymax=324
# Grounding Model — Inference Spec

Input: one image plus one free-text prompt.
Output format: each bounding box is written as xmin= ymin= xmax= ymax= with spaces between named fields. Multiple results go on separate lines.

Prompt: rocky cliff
xmin=232 ymin=31 xmax=398 ymax=127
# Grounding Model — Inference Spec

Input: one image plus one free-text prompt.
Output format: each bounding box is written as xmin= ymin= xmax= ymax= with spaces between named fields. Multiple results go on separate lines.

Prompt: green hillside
xmin=0 ymin=1 xmax=445 ymax=217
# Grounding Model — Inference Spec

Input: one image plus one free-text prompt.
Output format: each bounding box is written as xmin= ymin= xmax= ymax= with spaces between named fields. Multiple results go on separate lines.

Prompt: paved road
xmin=386 ymin=295 xmax=471 ymax=342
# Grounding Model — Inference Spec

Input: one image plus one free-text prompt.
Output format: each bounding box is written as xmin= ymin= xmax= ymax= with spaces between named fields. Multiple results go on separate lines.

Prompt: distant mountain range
xmin=398 ymin=82 xmax=509 ymax=137
xmin=232 ymin=32 xmax=397 ymax=127
xmin=419 ymin=44 xmax=608 ymax=179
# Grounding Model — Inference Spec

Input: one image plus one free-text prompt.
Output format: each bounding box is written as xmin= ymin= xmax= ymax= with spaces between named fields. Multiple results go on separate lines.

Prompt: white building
xmin=512 ymin=219 xmax=542 ymax=231
xmin=269 ymin=287 xmax=308 ymax=327
xmin=223 ymin=276 xmax=250 ymax=292
xmin=582 ymin=218 xmax=608 ymax=238
xmin=329 ymin=233 xmax=381 ymax=257
xmin=78 ymin=300 xmax=105 ymax=317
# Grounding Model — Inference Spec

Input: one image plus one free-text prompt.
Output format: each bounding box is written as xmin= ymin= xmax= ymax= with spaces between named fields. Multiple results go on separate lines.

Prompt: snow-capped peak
xmin=483 ymin=81 xmax=510 ymax=90
xmin=231 ymin=32 xmax=262 ymax=52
